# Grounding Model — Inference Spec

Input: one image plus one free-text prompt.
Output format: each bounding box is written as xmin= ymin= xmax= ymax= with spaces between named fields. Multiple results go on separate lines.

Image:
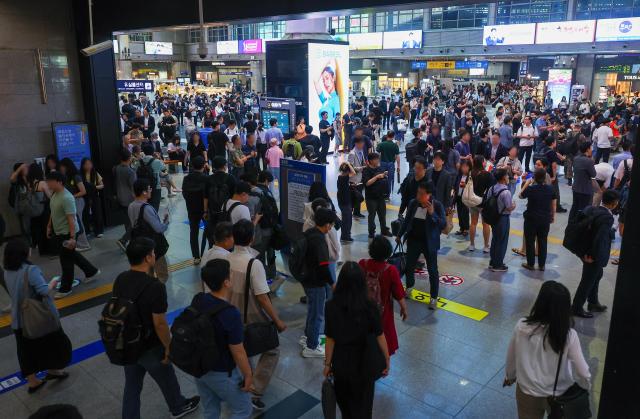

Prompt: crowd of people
xmin=1 ymin=80 xmax=635 ymax=418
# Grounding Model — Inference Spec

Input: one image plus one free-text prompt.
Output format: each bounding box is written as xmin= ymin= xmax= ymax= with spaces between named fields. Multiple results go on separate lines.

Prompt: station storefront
xmin=592 ymin=54 xmax=640 ymax=103
xmin=190 ymin=60 xmax=253 ymax=88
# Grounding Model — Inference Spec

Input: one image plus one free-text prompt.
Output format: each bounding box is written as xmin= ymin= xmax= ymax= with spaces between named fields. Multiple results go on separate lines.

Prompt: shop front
xmin=592 ymin=54 xmax=640 ymax=103
xmin=131 ymin=62 xmax=172 ymax=80
xmin=190 ymin=60 xmax=253 ymax=88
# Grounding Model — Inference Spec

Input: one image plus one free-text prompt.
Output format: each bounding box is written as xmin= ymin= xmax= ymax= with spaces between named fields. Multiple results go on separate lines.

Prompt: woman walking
xmin=80 ymin=158 xmax=105 ymax=238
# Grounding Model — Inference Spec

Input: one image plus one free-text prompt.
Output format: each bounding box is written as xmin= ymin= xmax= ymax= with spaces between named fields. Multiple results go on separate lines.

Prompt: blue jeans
xmin=196 ymin=368 xmax=252 ymax=419
xmin=329 ymin=262 xmax=337 ymax=283
xmin=123 ymin=345 xmax=187 ymax=419
xmin=304 ymin=284 xmax=332 ymax=349
xmin=381 ymin=161 xmax=395 ymax=195
xmin=489 ymin=215 xmax=510 ymax=268
xmin=270 ymin=167 xmax=280 ymax=192
xmin=507 ymin=182 xmax=517 ymax=197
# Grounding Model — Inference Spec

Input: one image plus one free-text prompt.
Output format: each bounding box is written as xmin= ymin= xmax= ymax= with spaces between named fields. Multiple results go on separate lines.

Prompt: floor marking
xmin=407 ymin=288 xmax=489 ymax=321
xmin=255 ymin=389 xmax=319 ymax=419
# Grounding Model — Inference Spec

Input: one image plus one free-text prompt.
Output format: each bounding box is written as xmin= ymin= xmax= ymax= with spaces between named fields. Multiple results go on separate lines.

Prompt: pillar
xmin=423 ymin=8 xmax=431 ymax=31
xmin=574 ymin=54 xmax=595 ymax=100
xmin=488 ymin=3 xmax=497 ymax=25
xmin=250 ymin=60 xmax=263 ymax=93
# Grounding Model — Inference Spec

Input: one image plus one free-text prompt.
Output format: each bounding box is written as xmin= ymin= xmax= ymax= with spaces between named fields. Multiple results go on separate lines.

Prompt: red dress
xmin=359 ymin=259 xmax=406 ymax=355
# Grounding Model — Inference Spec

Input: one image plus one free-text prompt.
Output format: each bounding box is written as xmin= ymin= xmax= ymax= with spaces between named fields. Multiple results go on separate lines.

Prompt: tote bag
xmin=20 ymin=266 xmax=60 ymax=339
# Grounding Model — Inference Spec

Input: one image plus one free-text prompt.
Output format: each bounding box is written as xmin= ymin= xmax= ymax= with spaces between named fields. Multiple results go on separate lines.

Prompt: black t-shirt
xmin=521 ymin=183 xmax=555 ymax=223
xmin=319 ymin=120 xmax=331 ymax=142
xmin=209 ymin=131 xmax=230 ymax=158
xmin=303 ymin=227 xmax=332 ymax=287
xmin=542 ymin=146 xmax=560 ymax=175
xmin=188 ymin=141 xmax=207 ymax=159
xmin=362 ymin=166 xmax=388 ymax=199
xmin=182 ymin=171 xmax=209 ymax=214
xmin=243 ymin=120 xmax=257 ymax=135
xmin=113 ymin=270 xmax=168 ymax=351
xmin=337 ymin=175 xmax=351 ymax=207
xmin=431 ymin=169 xmax=442 ymax=189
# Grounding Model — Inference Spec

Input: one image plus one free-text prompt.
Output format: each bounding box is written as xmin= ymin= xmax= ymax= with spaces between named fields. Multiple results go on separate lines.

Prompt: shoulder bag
xmin=20 ymin=266 xmax=60 ymax=339
xmin=242 ymin=258 xmax=279 ymax=357
xmin=547 ymin=350 xmax=591 ymax=419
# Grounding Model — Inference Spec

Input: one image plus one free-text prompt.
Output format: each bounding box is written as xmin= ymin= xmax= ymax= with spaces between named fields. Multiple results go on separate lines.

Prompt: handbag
xmin=461 ymin=177 xmax=483 ymax=208
xmin=20 ymin=266 xmax=60 ymax=339
xmin=442 ymin=212 xmax=454 ymax=235
xmin=321 ymin=376 xmax=337 ymax=419
xmin=131 ymin=203 xmax=169 ymax=258
xmin=547 ymin=351 xmax=591 ymax=419
xmin=387 ymin=241 xmax=407 ymax=277
xmin=242 ymin=259 xmax=279 ymax=357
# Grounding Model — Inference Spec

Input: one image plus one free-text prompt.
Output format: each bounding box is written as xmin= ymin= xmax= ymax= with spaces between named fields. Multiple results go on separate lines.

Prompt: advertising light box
xmin=307 ymin=43 xmax=349 ymax=132
xmin=536 ymin=20 xmax=596 ymax=44
xmin=217 ymin=40 xmax=239 ymax=54
xmin=596 ymin=17 xmax=640 ymax=42
xmin=483 ymin=24 xmax=536 ymax=46
xmin=547 ymin=69 xmax=573 ymax=109
xmin=239 ymin=39 xmax=263 ymax=54
xmin=383 ymin=30 xmax=422 ymax=49
xmin=349 ymin=32 xmax=383 ymax=50
xmin=144 ymin=41 xmax=173 ymax=55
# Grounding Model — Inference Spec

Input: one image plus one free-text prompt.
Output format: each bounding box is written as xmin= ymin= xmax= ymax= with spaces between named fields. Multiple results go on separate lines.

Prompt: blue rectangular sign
xmin=411 ymin=61 xmax=427 ymax=70
xmin=455 ymin=61 xmax=489 ymax=69
xmin=52 ymin=123 xmax=91 ymax=170
xmin=116 ymin=79 xmax=154 ymax=92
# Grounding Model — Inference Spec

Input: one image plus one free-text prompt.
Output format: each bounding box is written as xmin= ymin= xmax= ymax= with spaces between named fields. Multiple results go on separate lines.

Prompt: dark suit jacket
xmin=134 ymin=116 xmax=155 ymax=138
xmin=398 ymin=198 xmax=446 ymax=251
xmin=583 ymin=206 xmax=615 ymax=267
xmin=483 ymin=143 xmax=509 ymax=163
xmin=426 ymin=167 xmax=455 ymax=208
xmin=572 ymin=154 xmax=596 ymax=195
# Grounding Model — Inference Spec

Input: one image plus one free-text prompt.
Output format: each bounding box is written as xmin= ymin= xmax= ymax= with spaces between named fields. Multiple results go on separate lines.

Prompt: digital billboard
xmin=536 ymin=20 xmax=596 ymax=44
xmin=483 ymin=24 xmax=536 ymax=46
xmin=547 ymin=69 xmax=572 ymax=109
xmin=596 ymin=17 xmax=640 ymax=42
xmin=217 ymin=40 xmax=239 ymax=54
xmin=348 ymin=32 xmax=383 ymax=50
xmin=144 ymin=41 xmax=173 ymax=55
xmin=383 ymin=30 xmax=422 ymax=49
xmin=239 ymin=39 xmax=264 ymax=54
xmin=307 ymin=43 xmax=349 ymax=135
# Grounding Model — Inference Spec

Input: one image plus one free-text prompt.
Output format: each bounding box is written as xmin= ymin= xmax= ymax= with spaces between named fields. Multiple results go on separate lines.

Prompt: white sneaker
xmin=301 ymin=345 xmax=325 ymax=358
xmin=428 ymin=298 xmax=438 ymax=310
xmin=54 ymin=290 xmax=72 ymax=299
xmin=83 ymin=269 xmax=101 ymax=284
xmin=483 ymin=246 xmax=490 ymax=253
xmin=467 ymin=245 xmax=476 ymax=252
xmin=76 ymin=246 xmax=91 ymax=253
xmin=298 ymin=335 xmax=307 ymax=348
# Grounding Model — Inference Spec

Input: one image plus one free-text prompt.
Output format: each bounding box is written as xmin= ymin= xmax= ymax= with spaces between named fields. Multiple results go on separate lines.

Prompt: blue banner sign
xmin=52 ymin=123 xmax=91 ymax=170
xmin=455 ymin=61 xmax=489 ymax=69
xmin=116 ymin=79 xmax=154 ymax=92
xmin=411 ymin=61 xmax=427 ymax=70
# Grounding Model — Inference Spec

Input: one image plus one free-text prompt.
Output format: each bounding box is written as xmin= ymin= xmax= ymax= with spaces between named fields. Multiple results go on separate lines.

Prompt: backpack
xmin=207 ymin=173 xmax=231 ymax=215
xmin=288 ymin=235 xmax=308 ymax=282
xmin=616 ymin=159 xmax=632 ymax=190
xmin=563 ymin=210 xmax=602 ymax=257
xmin=131 ymin=203 xmax=169 ymax=258
xmin=481 ymin=187 xmax=509 ymax=226
xmin=580 ymin=121 xmax=593 ymax=138
xmin=98 ymin=281 xmax=151 ymax=366
xmin=405 ymin=141 xmax=418 ymax=165
xmin=254 ymin=186 xmax=279 ymax=229
xmin=220 ymin=201 xmax=243 ymax=223
xmin=169 ymin=297 xmax=231 ymax=378
xmin=364 ymin=260 xmax=389 ymax=313
xmin=14 ymin=185 xmax=45 ymax=217
xmin=136 ymin=158 xmax=156 ymax=185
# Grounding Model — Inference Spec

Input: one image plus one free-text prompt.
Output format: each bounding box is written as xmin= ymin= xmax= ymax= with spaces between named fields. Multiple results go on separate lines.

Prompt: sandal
xmin=512 ymin=248 xmax=526 ymax=257
xmin=27 ymin=381 xmax=46 ymax=394
xmin=44 ymin=372 xmax=69 ymax=381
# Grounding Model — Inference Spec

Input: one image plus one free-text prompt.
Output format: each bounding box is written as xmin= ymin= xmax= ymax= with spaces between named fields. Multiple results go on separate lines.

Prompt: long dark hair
xmin=3 ymin=238 xmax=30 ymax=271
xmin=80 ymin=158 xmax=98 ymax=185
xmin=12 ymin=162 xmax=27 ymax=187
xmin=332 ymin=262 xmax=371 ymax=315
xmin=45 ymin=154 xmax=59 ymax=175
xmin=27 ymin=163 xmax=45 ymax=187
xmin=59 ymin=158 xmax=79 ymax=178
xmin=308 ymin=181 xmax=330 ymax=202
xmin=471 ymin=154 xmax=485 ymax=177
xmin=525 ymin=281 xmax=573 ymax=354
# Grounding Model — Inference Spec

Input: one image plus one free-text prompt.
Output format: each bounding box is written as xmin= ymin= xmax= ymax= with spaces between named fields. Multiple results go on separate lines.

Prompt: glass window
xmin=207 ymin=26 xmax=228 ymax=42
xmin=331 ymin=16 xmax=347 ymax=33
xmin=232 ymin=24 xmax=255 ymax=40
xmin=329 ymin=14 xmax=369 ymax=33
xmin=576 ymin=0 xmax=640 ymax=19
xmin=257 ymin=21 xmax=285 ymax=40
xmin=496 ymin=0 xmax=569 ymax=24
xmin=374 ymin=10 xmax=424 ymax=31
xmin=129 ymin=32 xmax=152 ymax=42
xmin=188 ymin=29 xmax=200 ymax=43
xmin=431 ymin=5 xmax=489 ymax=29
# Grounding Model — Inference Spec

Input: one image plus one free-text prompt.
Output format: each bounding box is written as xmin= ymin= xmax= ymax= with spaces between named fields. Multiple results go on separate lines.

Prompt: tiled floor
xmin=0 ymin=145 xmax=616 ymax=418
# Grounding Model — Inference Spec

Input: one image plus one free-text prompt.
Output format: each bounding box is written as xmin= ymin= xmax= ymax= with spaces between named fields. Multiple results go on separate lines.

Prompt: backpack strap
xmin=135 ymin=203 xmax=149 ymax=229
xmin=227 ymin=201 xmax=242 ymax=216
xmin=242 ymin=258 xmax=256 ymax=325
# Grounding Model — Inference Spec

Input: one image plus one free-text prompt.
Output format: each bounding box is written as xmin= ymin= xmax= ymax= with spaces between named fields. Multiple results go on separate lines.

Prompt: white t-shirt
xmin=594 ymin=162 xmax=615 ymax=188
xmin=227 ymin=246 xmax=270 ymax=324
xmin=224 ymin=199 xmax=251 ymax=225
xmin=225 ymin=127 xmax=239 ymax=138
xmin=614 ymin=158 xmax=633 ymax=181
xmin=593 ymin=125 xmax=613 ymax=148
xmin=517 ymin=125 xmax=538 ymax=147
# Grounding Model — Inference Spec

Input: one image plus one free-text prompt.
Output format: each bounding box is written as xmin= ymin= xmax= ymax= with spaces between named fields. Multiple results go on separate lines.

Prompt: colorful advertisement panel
xmin=216 ymin=40 xmax=239 ymax=54
xmin=483 ymin=24 xmax=536 ymax=46
xmin=383 ymin=30 xmax=422 ymax=49
xmin=144 ymin=41 xmax=173 ymax=55
xmin=307 ymin=43 xmax=349 ymax=134
xmin=426 ymin=61 xmax=455 ymax=70
xmin=239 ymin=39 xmax=263 ymax=54
xmin=547 ymin=69 xmax=573 ymax=109
xmin=596 ymin=17 xmax=640 ymax=42
xmin=348 ymin=32 xmax=383 ymax=50
xmin=536 ymin=20 xmax=596 ymax=44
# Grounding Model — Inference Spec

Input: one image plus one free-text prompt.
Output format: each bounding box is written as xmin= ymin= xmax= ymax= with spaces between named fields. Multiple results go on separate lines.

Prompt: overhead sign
xmin=596 ymin=17 xmax=640 ymax=42
xmin=411 ymin=62 xmax=427 ymax=70
xmin=427 ymin=61 xmax=455 ymax=70
xmin=239 ymin=39 xmax=264 ymax=54
xmin=144 ymin=41 xmax=173 ymax=55
xmin=455 ymin=61 xmax=488 ymax=69
xmin=176 ymin=77 xmax=190 ymax=85
xmin=618 ymin=73 xmax=640 ymax=81
xmin=52 ymin=123 xmax=91 ymax=171
xmin=116 ymin=79 xmax=154 ymax=92
xmin=217 ymin=40 xmax=239 ymax=54
xmin=536 ymin=20 xmax=596 ymax=44
xmin=349 ymin=32 xmax=383 ymax=50
xmin=383 ymin=30 xmax=422 ymax=49
xmin=483 ymin=23 xmax=536 ymax=46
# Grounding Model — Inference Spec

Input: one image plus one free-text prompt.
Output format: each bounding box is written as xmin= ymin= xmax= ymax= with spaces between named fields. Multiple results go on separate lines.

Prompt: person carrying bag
xmin=242 ymin=259 xmax=279 ymax=357
xmin=20 ymin=266 xmax=60 ymax=339
xmin=548 ymin=352 xmax=591 ymax=419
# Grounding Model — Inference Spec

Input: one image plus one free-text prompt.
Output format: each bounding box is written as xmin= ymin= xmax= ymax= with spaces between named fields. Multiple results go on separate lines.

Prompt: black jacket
xmin=483 ymin=143 xmax=509 ymax=163
xmin=398 ymin=198 xmax=446 ymax=251
xmin=399 ymin=173 xmax=428 ymax=214
xmin=583 ymin=206 xmax=615 ymax=268
xmin=426 ymin=167 xmax=455 ymax=208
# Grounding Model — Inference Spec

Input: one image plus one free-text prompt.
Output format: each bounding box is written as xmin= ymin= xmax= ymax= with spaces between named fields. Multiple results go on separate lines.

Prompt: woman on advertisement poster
xmin=314 ymin=59 xmax=342 ymax=125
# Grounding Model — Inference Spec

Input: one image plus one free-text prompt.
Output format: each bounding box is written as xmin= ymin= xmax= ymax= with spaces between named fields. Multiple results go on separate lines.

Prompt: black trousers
xmin=365 ymin=197 xmax=388 ymax=235
xmin=569 ymin=191 xmax=593 ymax=222
xmin=518 ymin=146 xmax=533 ymax=172
xmin=352 ymin=184 xmax=364 ymax=216
xmin=573 ymin=262 xmax=604 ymax=310
xmin=456 ymin=195 xmax=470 ymax=232
xmin=187 ymin=211 xmax=205 ymax=259
xmin=256 ymin=143 xmax=268 ymax=171
xmin=82 ymin=193 xmax=104 ymax=235
xmin=334 ymin=375 xmax=375 ymax=419
xmin=383 ymin=113 xmax=391 ymax=129
xmin=524 ymin=217 xmax=550 ymax=268
xmin=54 ymin=234 xmax=98 ymax=293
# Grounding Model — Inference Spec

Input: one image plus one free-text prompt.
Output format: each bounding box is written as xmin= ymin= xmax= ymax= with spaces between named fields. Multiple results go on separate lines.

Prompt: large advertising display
xmin=348 ymin=32 xmax=383 ymax=50
xmin=547 ymin=69 xmax=573 ymax=109
xmin=483 ymin=24 xmax=536 ymax=46
xmin=307 ymin=43 xmax=349 ymax=135
xmin=52 ymin=123 xmax=91 ymax=171
xmin=217 ymin=40 xmax=239 ymax=54
xmin=239 ymin=39 xmax=264 ymax=54
xmin=596 ymin=17 xmax=640 ymax=42
xmin=536 ymin=20 xmax=596 ymax=44
xmin=383 ymin=30 xmax=422 ymax=49
xmin=144 ymin=41 xmax=173 ymax=55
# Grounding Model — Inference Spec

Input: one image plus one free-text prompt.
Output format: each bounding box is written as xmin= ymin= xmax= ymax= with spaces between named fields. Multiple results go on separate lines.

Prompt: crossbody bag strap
xmin=552 ymin=350 xmax=564 ymax=398
xmin=135 ymin=203 xmax=148 ymax=229
xmin=22 ymin=265 xmax=33 ymax=299
xmin=242 ymin=258 xmax=256 ymax=325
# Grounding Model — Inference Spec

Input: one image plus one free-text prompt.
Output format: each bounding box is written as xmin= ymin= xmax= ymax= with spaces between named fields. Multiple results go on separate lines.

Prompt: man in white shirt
xmin=227 ymin=220 xmax=286 ymax=410
xmin=592 ymin=120 xmax=614 ymax=164
xmin=200 ymin=221 xmax=234 ymax=267
xmin=224 ymin=120 xmax=239 ymax=139
xmin=593 ymin=162 xmax=615 ymax=206
xmin=614 ymin=157 xmax=633 ymax=189
xmin=516 ymin=116 xmax=538 ymax=172
xmin=222 ymin=181 xmax=253 ymax=225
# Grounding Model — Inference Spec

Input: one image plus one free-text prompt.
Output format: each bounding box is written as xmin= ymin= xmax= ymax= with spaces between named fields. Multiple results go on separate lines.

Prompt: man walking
xmin=318 ymin=111 xmax=332 ymax=164
xmin=570 ymin=142 xmax=597 ymax=222
xmin=114 ymin=148 xmax=137 ymax=251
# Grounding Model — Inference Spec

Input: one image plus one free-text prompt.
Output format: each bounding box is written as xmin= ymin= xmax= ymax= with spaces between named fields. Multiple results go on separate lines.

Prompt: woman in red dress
xmin=359 ymin=235 xmax=408 ymax=355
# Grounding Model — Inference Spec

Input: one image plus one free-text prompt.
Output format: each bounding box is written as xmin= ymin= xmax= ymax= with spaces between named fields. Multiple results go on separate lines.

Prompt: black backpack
xmin=563 ymin=210 xmax=601 ymax=257
xmin=169 ymin=296 xmax=231 ymax=378
xmin=220 ymin=201 xmax=243 ymax=223
xmin=253 ymin=186 xmax=279 ymax=229
xmin=580 ymin=121 xmax=593 ymax=138
xmin=207 ymin=173 xmax=231 ymax=215
xmin=287 ymin=235 xmax=308 ymax=283
xmin=616 ymin=159 xmax=632 ymax=190
xmin=136 ymin=158 xmax=156 ymax=185
xmin=405 ymin=141 xmax=418 ymax=165
xmin=481 ymin=187 xmax=509 ymax=227
xmin=98 ymin=280 xmax=151 ymax=366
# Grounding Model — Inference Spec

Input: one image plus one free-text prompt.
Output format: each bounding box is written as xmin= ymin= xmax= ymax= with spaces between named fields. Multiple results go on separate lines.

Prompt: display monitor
xmin=547 ymin=69 xmax=573 ymax=109
xmin=596 ymin=17 xmax=640 ymax=42
xmin=348 ymin=32 xmax=383 ymax=50
xmin=483 ymin=24 xmax=536 ymax=46
xmin=217 ymin=40 xmax=239 ymax=54
xmin=536 ymin=20 xmax=596 ymax=44
xmin=307 ymin=43 xmax=349 ymax=132
xmin=261 ymin=109 xmax=290 ymax=134
xmin=144 ymin=41 xmax=173 ymax=55
xmin=239 ymin=39 xmax=263 ymax=54
xmin=383 ymin=30 xmax=422 ymax=49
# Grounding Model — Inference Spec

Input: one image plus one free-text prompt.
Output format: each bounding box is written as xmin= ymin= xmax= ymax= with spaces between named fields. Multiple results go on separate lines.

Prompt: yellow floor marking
xmin=168 ymin=259 xmax=195 ymax=272
xmin=407 ymin=288 xmax=489 ymax=321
